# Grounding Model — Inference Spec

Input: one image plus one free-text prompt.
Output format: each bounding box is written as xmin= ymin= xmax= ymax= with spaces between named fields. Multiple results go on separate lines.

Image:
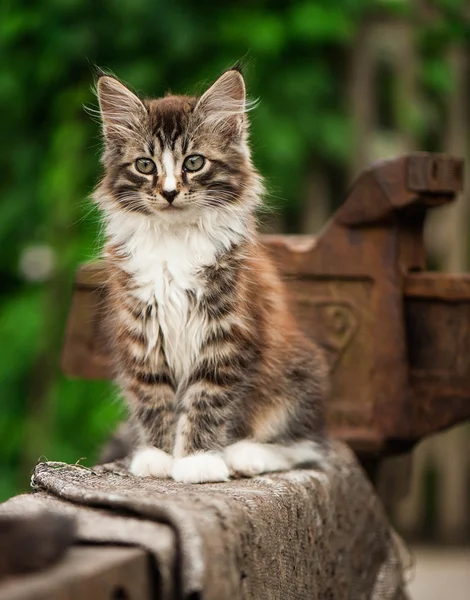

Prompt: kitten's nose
xmin=162 ymin=190 xmax=178 ymax=205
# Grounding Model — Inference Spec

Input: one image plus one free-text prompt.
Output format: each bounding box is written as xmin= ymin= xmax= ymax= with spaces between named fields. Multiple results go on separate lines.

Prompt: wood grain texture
xmin=0 ymin=546 xmax=154 ymax=600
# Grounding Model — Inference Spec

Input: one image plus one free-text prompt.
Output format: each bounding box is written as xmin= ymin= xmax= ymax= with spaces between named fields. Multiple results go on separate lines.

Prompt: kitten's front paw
xmin=130 ymin=447 xmax=173 ymax=478
xmin=224 ymin=441 xmax=289 ymax=477
xmin=172 ymin=454 xmax=230 ymax=484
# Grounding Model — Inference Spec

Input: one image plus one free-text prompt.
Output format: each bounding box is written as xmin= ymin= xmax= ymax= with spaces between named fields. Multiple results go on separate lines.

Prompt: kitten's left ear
xmin=194 ymin=69 xmax=247 ymax=137
xmin=96 ymin=75 xmax=148 ymax=142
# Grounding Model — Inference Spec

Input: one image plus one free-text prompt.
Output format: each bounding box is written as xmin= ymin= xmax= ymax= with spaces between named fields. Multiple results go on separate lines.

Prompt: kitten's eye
xmin=135 ymin=158 xmax=157 ymax=174
xmin=183 ymin=155 xmax=205 ymax=172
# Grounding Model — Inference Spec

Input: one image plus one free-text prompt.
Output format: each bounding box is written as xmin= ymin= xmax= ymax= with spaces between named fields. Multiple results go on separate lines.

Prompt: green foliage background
xmin=0 ymin=0 xmax=468 ymax=500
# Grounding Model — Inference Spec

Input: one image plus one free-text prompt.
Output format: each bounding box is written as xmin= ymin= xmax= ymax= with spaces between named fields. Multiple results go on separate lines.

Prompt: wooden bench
xmin=62 ymin=152 xmax=470 ymax=459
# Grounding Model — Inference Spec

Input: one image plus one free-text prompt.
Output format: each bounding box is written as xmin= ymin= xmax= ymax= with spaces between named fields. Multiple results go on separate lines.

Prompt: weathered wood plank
xmin=0 ymin=546 xmax=154 ymax=600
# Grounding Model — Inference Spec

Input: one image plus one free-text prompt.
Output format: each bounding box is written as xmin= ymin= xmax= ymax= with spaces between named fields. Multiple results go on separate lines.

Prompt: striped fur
xmin=94 ymin=69 xmax=328 ymax=483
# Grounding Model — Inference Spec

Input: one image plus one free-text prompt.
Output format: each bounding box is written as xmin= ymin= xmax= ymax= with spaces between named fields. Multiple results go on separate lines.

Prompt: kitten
xmin=93 ymin=68 xmax=328 ymax=483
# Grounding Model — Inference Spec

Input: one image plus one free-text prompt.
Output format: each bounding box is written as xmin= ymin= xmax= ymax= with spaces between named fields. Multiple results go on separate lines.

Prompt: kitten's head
xmin=94 ymin=68 xmax=262 ymax=226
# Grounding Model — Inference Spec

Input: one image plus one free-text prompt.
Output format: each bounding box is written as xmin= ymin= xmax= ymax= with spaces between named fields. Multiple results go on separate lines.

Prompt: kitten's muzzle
xmin=161 ymin=190 xmax=178 ymax=205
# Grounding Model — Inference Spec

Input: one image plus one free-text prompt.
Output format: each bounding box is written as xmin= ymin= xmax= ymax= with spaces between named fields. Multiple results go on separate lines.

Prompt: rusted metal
xmin=61 ymin=152 xmax=470 ymax=456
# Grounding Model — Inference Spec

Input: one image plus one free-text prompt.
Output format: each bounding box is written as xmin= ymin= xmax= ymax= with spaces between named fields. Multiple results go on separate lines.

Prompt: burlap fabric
xmin=0 ymin=442 xmax=409 ymax=600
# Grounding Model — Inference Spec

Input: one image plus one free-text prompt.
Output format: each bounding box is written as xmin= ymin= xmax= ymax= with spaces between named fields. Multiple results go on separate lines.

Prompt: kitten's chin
xmin=159 ymin=205 xmax=185 ymax=213
xmin=152 ymin=204 xmax=201 ymax=226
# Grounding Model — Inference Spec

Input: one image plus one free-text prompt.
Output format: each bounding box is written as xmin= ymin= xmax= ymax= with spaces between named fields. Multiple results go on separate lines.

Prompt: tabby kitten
xmin=94 ymin=68 xmax=328 ymax=483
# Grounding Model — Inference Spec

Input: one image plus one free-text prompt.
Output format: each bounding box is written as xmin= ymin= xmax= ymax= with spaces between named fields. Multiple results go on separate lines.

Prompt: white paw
xmin=224 ymin=441 xmax=290 ymax=477
xmin=171 ymin=453 xmax=230 ymax=484
xmin=130 ymin=447 xmax=173 ymax=478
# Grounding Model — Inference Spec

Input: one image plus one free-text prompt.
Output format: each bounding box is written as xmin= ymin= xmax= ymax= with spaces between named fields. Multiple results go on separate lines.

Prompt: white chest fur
xmin=106 ymin=211 xmax=245 ymax=380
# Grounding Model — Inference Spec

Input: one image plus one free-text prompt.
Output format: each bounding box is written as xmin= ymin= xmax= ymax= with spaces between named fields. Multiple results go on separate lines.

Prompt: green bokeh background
xmin=0 ymin=0 xmax=468 ymax=501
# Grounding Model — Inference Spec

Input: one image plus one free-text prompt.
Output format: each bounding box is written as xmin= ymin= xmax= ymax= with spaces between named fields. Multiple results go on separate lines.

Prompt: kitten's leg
xmin=125 ymin=381 xmax=176 ymax=478
xmin=171 ymin=382 xmax=231 ymax=484
xmin=224 ymin=439 xmax=326 ymax=477
xmin=110 ymin=282 xmax=177 ymax=478
xmin=171 ymin=257 xmax=259 ymax=483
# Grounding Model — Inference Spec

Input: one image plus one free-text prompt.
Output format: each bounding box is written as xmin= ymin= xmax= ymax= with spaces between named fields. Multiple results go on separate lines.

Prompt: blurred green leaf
xmin=289 ymin=3 xmax=355 ymax=42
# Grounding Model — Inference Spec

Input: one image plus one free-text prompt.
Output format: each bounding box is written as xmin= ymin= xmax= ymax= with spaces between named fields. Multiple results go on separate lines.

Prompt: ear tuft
xmin=195 ymin=70 xmax=247 ymax=137
xmin=96 ymin=76 xmax=147 ymax=141
xmin=93 ymin=65 xmax=108 ymax=80
xmin=228 ymin=62 xmax=244 ymax=75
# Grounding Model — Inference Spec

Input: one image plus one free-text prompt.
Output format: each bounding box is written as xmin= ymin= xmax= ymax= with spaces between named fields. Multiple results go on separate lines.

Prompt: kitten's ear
xmin=96 ymin=76 xmax=147 ymax=141
xmin=195 ymin=69 xmax=247 ymax=137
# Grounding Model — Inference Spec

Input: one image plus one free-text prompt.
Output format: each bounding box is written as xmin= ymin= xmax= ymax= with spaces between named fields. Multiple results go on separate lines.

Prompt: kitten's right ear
xmin=96 ymin=76 xmax=147 ymax=141
xmin=194 ymin=69 xmax=247 ymax=138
